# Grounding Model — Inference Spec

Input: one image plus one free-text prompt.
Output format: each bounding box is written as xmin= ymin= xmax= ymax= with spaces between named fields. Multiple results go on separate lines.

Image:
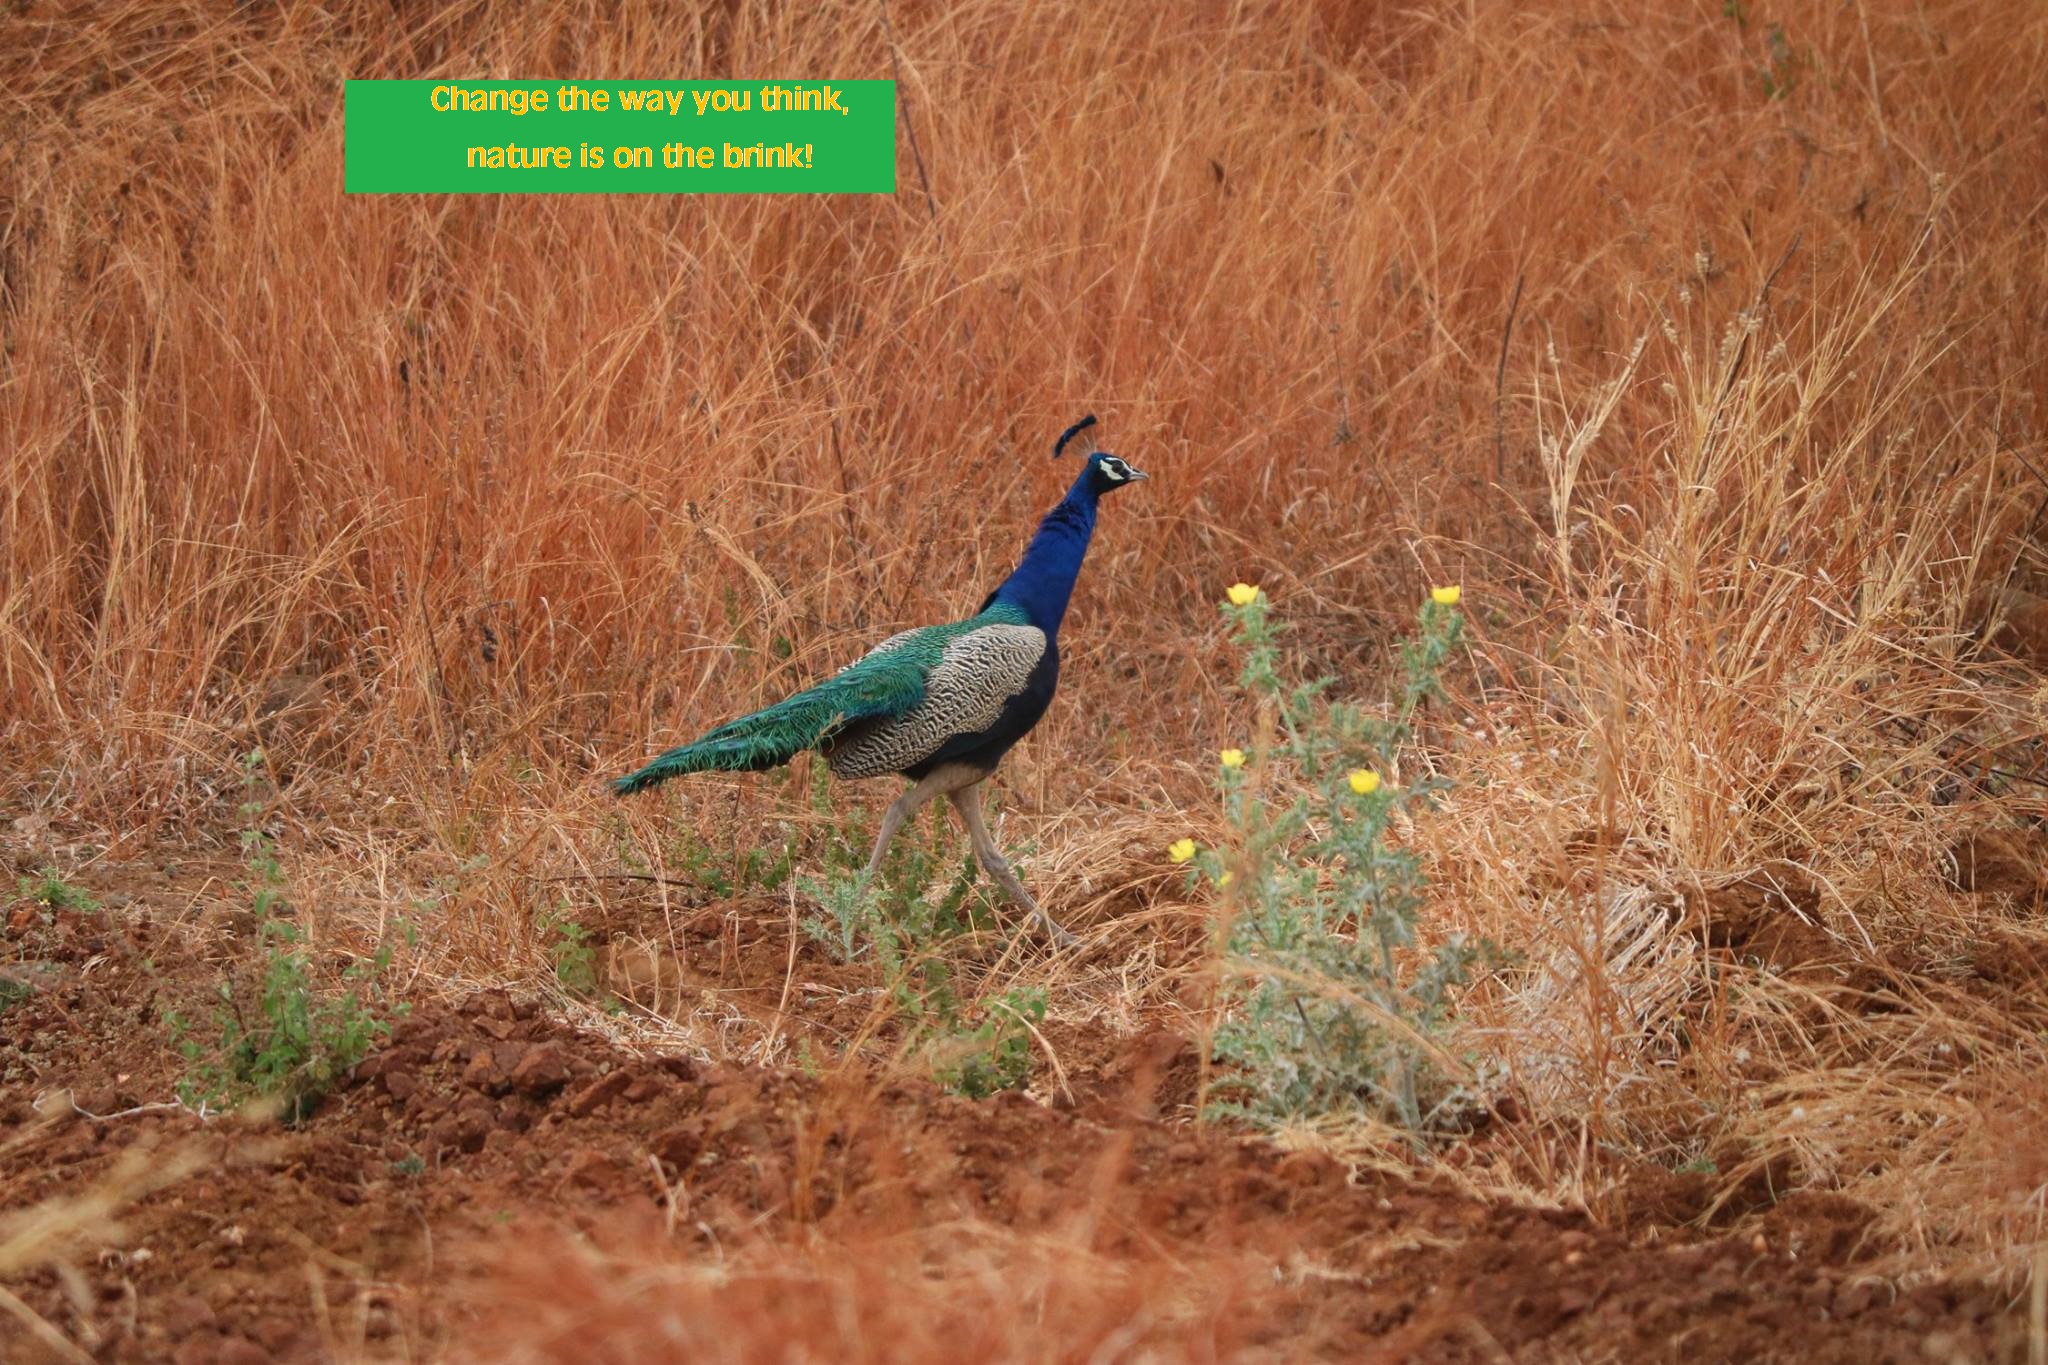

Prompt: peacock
xmin=613 ymin=416 xmax=1148 ymax=944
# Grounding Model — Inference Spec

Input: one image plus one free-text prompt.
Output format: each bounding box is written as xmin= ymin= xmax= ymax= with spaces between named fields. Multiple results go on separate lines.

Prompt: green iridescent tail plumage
xmin=610 ymin=608 xmax=1026 ymax=795
xmin=611 ymin=658 xmax=926 ymax=793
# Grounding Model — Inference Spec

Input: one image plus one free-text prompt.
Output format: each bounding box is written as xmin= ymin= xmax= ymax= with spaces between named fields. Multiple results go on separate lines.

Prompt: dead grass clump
xmin=1421 ymin=232 xmax=2048 ymax=1272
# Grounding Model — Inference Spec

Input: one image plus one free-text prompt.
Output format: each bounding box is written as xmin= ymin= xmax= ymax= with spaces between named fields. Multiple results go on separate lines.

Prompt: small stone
xmin=427 ymin=1117 xmax=462 ymax=1154
xmin=217 ymin=1335 xmax=273 ymax=1365
xmin=461 ymin=1046 xmax=501 ymax=1090
xmin=162 ymin=1293 xmax=217 ymax=1336
xmin=566 ymin=1071 xmax=632 ymax=1118
xmin=509 ymin=1043 xmax=570 ymax=1096
xmin=454 ymin=1097 xmax=495 ymax=1153
xmin=651 ymin=1121 xmax=706 ymax=1169
xmin=561 ymin=1147 xmax=617 ymax=1189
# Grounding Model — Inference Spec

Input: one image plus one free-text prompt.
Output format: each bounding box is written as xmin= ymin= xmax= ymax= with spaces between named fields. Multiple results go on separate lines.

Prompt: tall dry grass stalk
xmin=5 ymin=0 xmax=2047 ymax=1282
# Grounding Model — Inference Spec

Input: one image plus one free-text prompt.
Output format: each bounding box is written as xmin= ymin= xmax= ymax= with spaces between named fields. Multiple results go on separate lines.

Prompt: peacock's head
xmin=1053 ymin=414 xmax=1149 ymax=496
xmin=1083 ymin=451 xmax=1148 ymax=495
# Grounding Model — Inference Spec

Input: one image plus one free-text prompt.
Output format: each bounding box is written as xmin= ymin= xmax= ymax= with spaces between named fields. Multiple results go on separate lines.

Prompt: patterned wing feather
xmin=824 ymin=623 xmax=1047 ymax=778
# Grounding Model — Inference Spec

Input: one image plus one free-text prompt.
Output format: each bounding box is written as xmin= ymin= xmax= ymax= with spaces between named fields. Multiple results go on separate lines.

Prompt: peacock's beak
xmin=1126 ymin=467 xmax=1151 ymax=481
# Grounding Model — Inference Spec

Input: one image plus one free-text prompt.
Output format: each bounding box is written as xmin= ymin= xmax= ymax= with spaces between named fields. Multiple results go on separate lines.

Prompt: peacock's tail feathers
xmin=611 ymin=603 xmax=1029 ymax=795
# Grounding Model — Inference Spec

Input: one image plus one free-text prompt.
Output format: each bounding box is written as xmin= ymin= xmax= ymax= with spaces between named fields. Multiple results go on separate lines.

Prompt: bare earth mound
xmin=0 ymin=866 xmax=2029 ymax=1363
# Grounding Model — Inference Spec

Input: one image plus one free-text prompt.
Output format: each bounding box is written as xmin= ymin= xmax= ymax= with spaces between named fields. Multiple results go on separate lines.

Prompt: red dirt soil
xmin=1 ymin=871 xmax=2033 ymax=1363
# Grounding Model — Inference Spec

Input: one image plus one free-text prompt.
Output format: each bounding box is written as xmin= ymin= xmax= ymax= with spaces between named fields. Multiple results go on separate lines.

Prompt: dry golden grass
xmin=455 ymin=1209 xmax=1274 ymax=1364
xmin=5 ymin=0 xmax=2048 ymax=1293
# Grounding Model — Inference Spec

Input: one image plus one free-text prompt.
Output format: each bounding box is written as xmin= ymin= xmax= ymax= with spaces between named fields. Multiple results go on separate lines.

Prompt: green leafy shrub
xmin=800 ymin=803 xmax=986 ymax=967
xmin=1189 ymin=585 xmax=1490 ymax=1134
xmin=933 ymin=988 xmax=1045 ymax=1099
xmin=799 ymin=805 xmax=1036 ymax=1098
xmin=170 ymin=749 xmax=404 ymax=1123
xmin=172 ymin=924 xmax=399 ymax=1123
xmin=14 ymin=868 xmax=98 ymax=913
xmin=612 ymin=803 xmax=799 ymax=902
xmin=538 ymin=905 xmax=608 ymax=1002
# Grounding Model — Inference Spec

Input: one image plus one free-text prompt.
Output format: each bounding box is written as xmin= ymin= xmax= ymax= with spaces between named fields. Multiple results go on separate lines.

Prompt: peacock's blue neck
xmin=988 ymin=467 xmax=1100 ymax=635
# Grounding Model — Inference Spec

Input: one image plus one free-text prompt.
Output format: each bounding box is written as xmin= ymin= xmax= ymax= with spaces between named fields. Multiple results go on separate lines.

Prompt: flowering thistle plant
xmin=1181 ymin=584 xmax=1487 ymax=1134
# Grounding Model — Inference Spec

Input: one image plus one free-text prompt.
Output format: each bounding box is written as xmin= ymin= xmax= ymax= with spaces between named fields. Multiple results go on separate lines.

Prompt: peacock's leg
xmin=864 ymin=767 xmax=963 ymax=877
xmin=947 ymin=780 xmax=1077 ymax=947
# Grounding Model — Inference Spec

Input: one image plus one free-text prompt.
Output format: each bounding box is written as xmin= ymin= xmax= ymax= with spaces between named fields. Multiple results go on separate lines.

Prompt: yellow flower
xmin=1220 ymin=748 xmax=1247 ymax=769
xmin=1226 ymin=582 xmax=1260 ymax=607
xmin=1348 ymin=769 xmax=1381 ymax=795
xmin=1430 ymin=585 xmax=1462 ymax=607
xmin=1168 ymin=837 xmax=1197 ymax=864
xmin=1217 ymin=871 xmax=1235 ymax=887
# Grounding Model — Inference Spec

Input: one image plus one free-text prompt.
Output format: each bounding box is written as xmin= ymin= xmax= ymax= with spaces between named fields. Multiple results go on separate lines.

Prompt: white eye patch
xmin=1100 ymin=461 xmax=1128 ymax=481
